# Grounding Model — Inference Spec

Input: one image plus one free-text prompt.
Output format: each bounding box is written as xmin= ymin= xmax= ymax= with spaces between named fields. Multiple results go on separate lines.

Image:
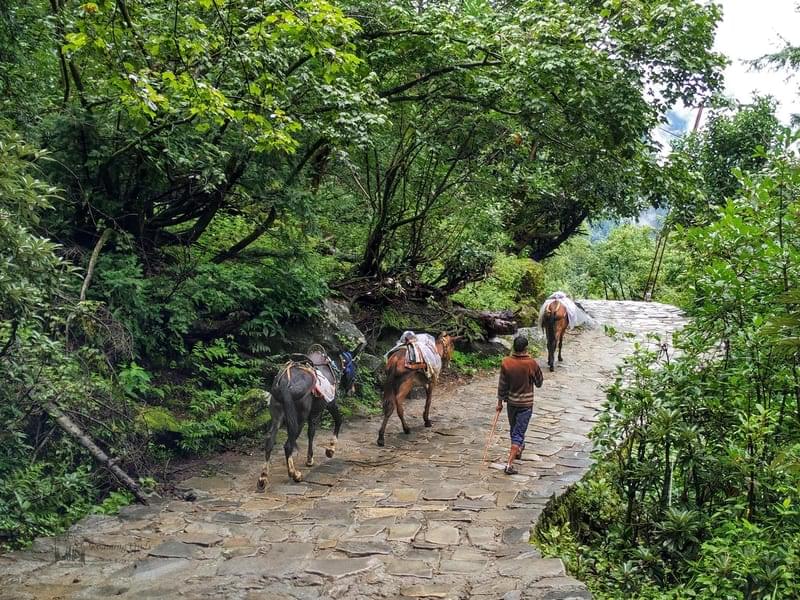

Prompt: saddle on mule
xmin=282 ymin=345 xmax=339 ymax=403
xmin=387 ymin=331 xmax=442 ymax=381
xmin=403 ymin=340 xmax=427 ymax=371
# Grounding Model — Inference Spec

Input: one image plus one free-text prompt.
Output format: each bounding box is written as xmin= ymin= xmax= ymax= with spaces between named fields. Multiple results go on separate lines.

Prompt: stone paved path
xmin=0 ymin=301 xmax=685 ymax=600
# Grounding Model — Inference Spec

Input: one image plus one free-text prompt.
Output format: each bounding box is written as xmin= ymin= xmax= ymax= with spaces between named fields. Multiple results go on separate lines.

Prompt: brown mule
xmin=542 ymin=300 xmax=568 ymax=372
xmin=377 ymin=333 xmax=458 ymax=446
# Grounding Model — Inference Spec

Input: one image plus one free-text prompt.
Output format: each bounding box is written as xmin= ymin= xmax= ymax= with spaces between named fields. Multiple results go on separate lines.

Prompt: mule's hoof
xmin=325 ymin=448 xmax=334 ymax=458
xmin=424 ymin=420 xmax=432 ymax=428
xmin=377 ymin=437 xmax=385 ymax=447
xmin=558 ymin=357 xmax=563 ymax=362
xmin=292 ymin=471 xmax=304 ymax=482
xmin=256 ymin=478 xmax=267 ymax=493
xmin=549 ymin=366 xmax=554 ymax=372
xmin=402 ymin=427 xmax=411 ymax=435
xmin=306 ymin=457 xmax=314 ymax=467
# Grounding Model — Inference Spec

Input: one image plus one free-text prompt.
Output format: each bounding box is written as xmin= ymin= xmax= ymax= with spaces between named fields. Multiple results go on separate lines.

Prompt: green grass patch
xmin=449 ymin=350 xmax=502 ymax=376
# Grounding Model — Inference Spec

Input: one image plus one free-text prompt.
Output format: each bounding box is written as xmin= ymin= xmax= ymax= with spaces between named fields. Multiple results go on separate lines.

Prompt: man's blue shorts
xmin=507 ymin=405 xmax=532 ymax=447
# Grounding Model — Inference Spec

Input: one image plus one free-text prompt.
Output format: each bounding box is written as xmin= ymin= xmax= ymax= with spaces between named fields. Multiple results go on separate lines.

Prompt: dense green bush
xmin=536 ymin=139 xmax=800 ymax=599
xmin=0 ymin=129 xmax=131 ymax=550
xmin=452 ymin=254 xmax=545 ymax=311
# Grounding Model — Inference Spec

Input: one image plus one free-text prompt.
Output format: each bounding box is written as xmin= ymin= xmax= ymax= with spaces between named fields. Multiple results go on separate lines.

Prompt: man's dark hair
xmin=512 ymin=335 xmax=528 ymax=353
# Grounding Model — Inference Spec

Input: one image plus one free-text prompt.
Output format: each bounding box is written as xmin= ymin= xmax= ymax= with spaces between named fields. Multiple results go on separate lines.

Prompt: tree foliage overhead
xmin=1 ymin=0 xmax=724 ymax=264
xmin=666 ymin=96 xmax=782 ymax=225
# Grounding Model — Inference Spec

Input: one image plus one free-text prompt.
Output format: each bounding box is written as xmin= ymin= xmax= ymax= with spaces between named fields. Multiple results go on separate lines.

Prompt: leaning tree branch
xmin=42 ymin=400 xmax=150 ymax=504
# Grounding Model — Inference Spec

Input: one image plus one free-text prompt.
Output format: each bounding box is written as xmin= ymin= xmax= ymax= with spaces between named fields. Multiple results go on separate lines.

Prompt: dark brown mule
xmin=542 ymin=300 xmax=568 ymax=372
xmin=377 ymin=333 xmax=457 ymax=446
xmin=256 ymin=346 xmax=356 ymax=491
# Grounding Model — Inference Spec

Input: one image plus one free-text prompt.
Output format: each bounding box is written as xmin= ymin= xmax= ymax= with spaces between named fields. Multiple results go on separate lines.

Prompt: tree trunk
xmin=43 ymin=401 xmax=150 ymax=504
xmin=454 ymin=308 xmax=517 ymax=336
xmin=80 ymin=228 xmax=113 ymax=302
xmin=359 ymin=228 xmax=385 ymax=276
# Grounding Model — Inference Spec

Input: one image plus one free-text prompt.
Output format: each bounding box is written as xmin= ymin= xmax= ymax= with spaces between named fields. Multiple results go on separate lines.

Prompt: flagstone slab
xmin=336 ymin=541 xmax=392 ymax=557
xmin=475 ymin=509 xmax=539 ymax=524
xmin=439 ymin=559 xmax=486 ymax=574
xmin=305 ymin=558 xmax=375 ymax=580
xmin=384 ymin=558 xmax=433 ymax=578
xmin=117 ymin=504 xmax=163 ymax=521
xmin=257 ymin=526 xmax=289 ymax=543
xmin=176 ymin=529 xmax=221 ymax=547
xmin=412 ymin=539 xmax=444 ymax=550
xmin=525 ymin=443 xmax=565 ymax=457
xmin=389 ymin=488 xmax=421 ymax=503
xmin=115 ymin=557 xmax=198 ymax=583
xmin=471 ymin=577 xmax=519 ymax=596
xmin=467 ymin=527 xmax=496 ymax=549
xmin=528 ymin=575 xmax=588 ymax=591
xmin=425 ymin=525 xmax=460 ymax=546
xmin=426 ymin=511 xmax=474 ymax=522
xmin=386 ymin=523 xmax=422 ymax=542
xmin=179 ymin=476 xmax=232 ymax=492
xmin=346 ymin=523 xmax=386 ymax=539
xmin=554 ymin=457 xmax=593 ymax=469
xmin=511 ymin=558 xmax=567 ymax=580
xmin=199 ymin=499 xmax=241 ymax=509
xmin=461 ymin=486 xmax=493 ymax=500
xmin=148 ymin=540 xmax=198 ymax=559
xmin=450 ymin=547 xmax=490 ymax=562
xmin=260 ymin=510 xmax=301 ymax=522
xmin=269 ymin=484 xmax=310 ymax=496
xmin=400 ymin=584 xmax=452 ymax=598
xmin=453 ymin=499 xmax=495 ymax=511
xmin=421 ymin=487 xmax=461 ymax=501
xmin=212 ymin=512 xmax=250 ymax=524
xmin=502 ymin=526 xmax=530 ymax=545
xmin=358 ymin=507 xmax=408 ymax=520
xmin=216 ymin=556 xmax=301 ymax=578
xmin=409 ymin=503 xmax=448 ymax=512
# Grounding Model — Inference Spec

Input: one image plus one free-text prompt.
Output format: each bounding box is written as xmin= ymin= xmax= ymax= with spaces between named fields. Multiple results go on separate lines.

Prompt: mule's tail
xmin=382 ymin=353 xmax=401 ymax=413
xmin=276 ymin=374 xmax=301 ymax=453
xmin=541 ymin=302 xmax=558 ymax=334
xmin=381 ymin=357 xmax=397 ymax=414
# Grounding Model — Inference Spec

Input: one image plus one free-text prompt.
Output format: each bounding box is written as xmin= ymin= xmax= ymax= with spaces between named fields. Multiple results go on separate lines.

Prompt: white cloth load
xmin=313 ymin=369 xmax=336 ymax=403
xmin=387 ymin=331 xmax=443 ymax=381
xmin=538 ymin=291 xmax=597 ymax=329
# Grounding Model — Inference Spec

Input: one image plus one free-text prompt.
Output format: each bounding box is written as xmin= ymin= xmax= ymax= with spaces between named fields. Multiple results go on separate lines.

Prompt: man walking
xmin=496 ymin=335 xmax=544 ymax=475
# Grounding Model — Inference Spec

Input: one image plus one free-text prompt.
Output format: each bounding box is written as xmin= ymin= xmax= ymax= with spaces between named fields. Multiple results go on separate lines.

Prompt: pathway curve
xmin=0 ymin=301 xmax=685 ymax=600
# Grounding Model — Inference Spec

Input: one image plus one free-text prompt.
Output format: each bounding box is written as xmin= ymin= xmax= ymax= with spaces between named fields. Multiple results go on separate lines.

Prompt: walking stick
xmin=481 ymin=407 xmax=502 ymax=467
